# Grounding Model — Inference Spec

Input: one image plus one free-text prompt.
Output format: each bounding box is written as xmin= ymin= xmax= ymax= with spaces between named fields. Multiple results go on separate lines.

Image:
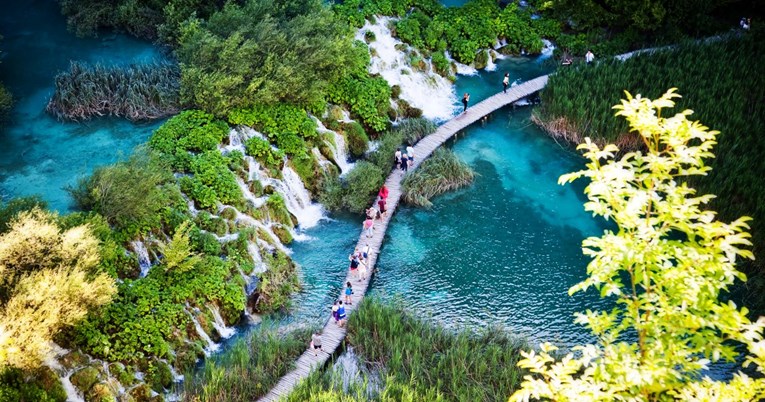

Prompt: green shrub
xmin=149 ymin=110 xmax=229 ymax=170
xmin=318 ymin=173 xmax=344 ymax=212
xmin=185 ymin=151 xmax=242 ymax=209
xmin=290 ymin=154 xmax=322 ymax=195
xmin=244 ymin=137 xmax=285 ymax=170
xmin=395 ymin=117 xmax=436 ymax=144
xmin=343 ymin=122 xmax=369 ymax=157
xmin=342 ymin=161 xmax=384 ymax=213
xmin=264 ymin=194 xmax=294 ymax=228
xmin=367 ymin=129 xmax=404 ymax=174
xmin=431 ymin=51 xmax=451 ymax=77
xmin=254 ymin=249 xmax=299 ymax=313
xmin=0 ymin=367 xmax=66 ymax=402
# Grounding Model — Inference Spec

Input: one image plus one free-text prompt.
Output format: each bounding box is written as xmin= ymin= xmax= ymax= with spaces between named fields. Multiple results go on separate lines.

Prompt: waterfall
xmin=208 ymin=305 xmax=236 ymax=339
xmin=485 ymin=50 xmax=497 ymax=71
xmin=539 ymin=39 xmax=555 ymax=61
xmin=130 ymin=240 xmax=151 ymax=278
xmin=45 ymin=345 xmax=85 ymax=402
xmin=314 ymin=118 xmax=355 ymax=175
xmin=446 ymin=51 xmax=478 ymax=76
xmin=357 ymin=17 xmax=458 ymax=121
xmin=186 ymin=309 xmax=219 ymax=355
xmin=230 ymin=207 xmax=291 ymax=255
xmin=262 ymin=166 xmax=324 ymax=229
xmin=237 ymin=177 xmax=268 ymax=209
xmin=220 ymin=128 xmax=246 ymax=155
xmin=60 ymin=373 xmax=84 ymax=402
xmin=247 ymin=242 xmax=267 ymax=273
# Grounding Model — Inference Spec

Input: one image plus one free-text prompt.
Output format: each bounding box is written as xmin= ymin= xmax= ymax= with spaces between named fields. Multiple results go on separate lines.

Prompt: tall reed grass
xmin=286 ymin=298 xmax=528 ymax=401
xmin=536 ymin=31 xmax=765 ymax=310
xmin=47 ymin=61 xmax=180 ymax=121
xmin=402 ymin=148 xmax=475 ymax=207
xmin=181 ymin=326 xmax=312 ymax=402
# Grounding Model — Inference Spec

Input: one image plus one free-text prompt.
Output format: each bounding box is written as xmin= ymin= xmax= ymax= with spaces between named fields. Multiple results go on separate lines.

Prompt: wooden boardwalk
xmin=257 ymin=75 xmax=549 ymax=402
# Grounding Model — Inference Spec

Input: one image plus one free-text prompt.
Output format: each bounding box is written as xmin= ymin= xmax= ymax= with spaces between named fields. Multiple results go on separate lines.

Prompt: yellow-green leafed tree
xmin=511 ymin=89 xmax=765 ymax=401
xmin=0 ymin=208 xmax=116 ymax=370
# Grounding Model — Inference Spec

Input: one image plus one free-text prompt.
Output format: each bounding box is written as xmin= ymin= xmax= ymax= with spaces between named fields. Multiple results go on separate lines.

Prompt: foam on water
xmin=357 ymin=18 xmax=458 ymax=121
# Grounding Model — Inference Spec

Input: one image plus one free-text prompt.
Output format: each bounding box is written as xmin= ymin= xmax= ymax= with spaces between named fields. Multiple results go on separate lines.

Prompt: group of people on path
xmin=394 ymin=145 xmax=415 ymax=172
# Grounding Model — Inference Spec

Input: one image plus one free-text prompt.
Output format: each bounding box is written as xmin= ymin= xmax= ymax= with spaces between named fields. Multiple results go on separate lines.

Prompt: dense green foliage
xmin=0 ymin=196 xmax=47 ymax=233
xmin=177 ymin=0 xmax=361 ymax=115
xmin=46 ymin=61 xmax=180 ymax=121
xmin=58 ymin=0 xmax=223 ymax=41
xmin=182 ymin=326 xmax=312 ymax=401
xmin=286 ymin=298 xmax=528 ymax=401
xmin=180 ymin=151 xmax=243 ymax=209
xmin=402 ymin=148 xmax=474 ymax=207
xmin=229 ymin=104 xmax=317 ymax=157
xmin=536 ymin=33 xmax=765 ymax=308
xmin=342 ymin=121 xmax=369 ymax=157
xmin=0 ymin=367 xmax=65 ymax=402
xmin=68 ymin=149 xmax=183 ymax=234
xmin=245 ymin=137 xmax=285 ymax=171
xmin=254 ymin=249 xmax=300 ymax=313
xmin=149 ymin=110 xmax=229 ymax=168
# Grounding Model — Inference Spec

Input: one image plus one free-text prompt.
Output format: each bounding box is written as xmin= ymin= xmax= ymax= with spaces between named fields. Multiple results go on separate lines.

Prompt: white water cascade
xmin=314 ymin=118 xmax=355 ymax=175
xmin=186 ymin=309 xmax=220 ymax=355
xmin=262 ymin=166 xmax=324 ymax=229
xmin=45 ymin=345 xmax=85 ymax=402
xmin=539 ymin=39 xmax=555 ymax=61
xmin=485 ymin=49 xmax=497 ymax=71
xmin=356 ymin=17 xmax=458 ymax=121
xmin=208 ymin=305 xmax=236 ymax=339
xmin=230 ymin=207 xmax=291 ymax=255
xmin=131 ymin=240 xmax=151 ymax=278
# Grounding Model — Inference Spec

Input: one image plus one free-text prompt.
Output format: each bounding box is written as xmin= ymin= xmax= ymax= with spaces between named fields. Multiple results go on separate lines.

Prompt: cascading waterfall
xmin=237 ymin=177 xmax=268 ymax=209
xmin=130 ymin=240 xmax=151 ymax=278
xmin=45 ymin=345 xmax=85 ymax=402
xmin=539 ymin=39 xmax=555 ymax=61
xmin=314 ymin=118 xmax=355 ymax=175
xmin=485 ymin=49 xmax=497 ymax=71
xmin=230 ymin=207 xmax=291 ymax=255
xmin=356 ymin=17 xmax=458 ymax=121
xmin=208 ymin=305 xmax=236 ymax=339
xmin=185 ymin=308 xmax=220 ymax=355
xmin=262 ymin=166 xmax=324 ymax=229
xmin=446 ymin=51 xmax=478 ymax=76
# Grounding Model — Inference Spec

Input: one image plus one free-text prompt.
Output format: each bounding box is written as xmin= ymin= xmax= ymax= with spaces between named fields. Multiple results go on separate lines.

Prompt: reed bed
xmin=402 ymin=148 xmax=475 ymax=207
xmin=47 ymin=61 xmax=180 ymax=121
xmin=537 ymin=31 xmax=765 ymax=308
xmin=181 ymin=326 xmax=312 ymax=402
xmin=287 ymin=297 xmax=528 ymax=402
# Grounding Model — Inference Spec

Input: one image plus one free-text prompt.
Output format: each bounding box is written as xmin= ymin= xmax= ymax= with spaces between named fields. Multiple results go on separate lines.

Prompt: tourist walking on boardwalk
xmin=362 ymin=243 xmax=371 ymax=263
xmin=406 ymin=144 xmax=414 ymax=168
xmin=332 ymin=301 xmax=340 ymax=323
xmin=345 ymin=281 xmax=354 ymax=304
xmin=366 ymin=206 xmax=376 ymax=220
xmin=400 ymin=153 xmax=409 ymax=172
xmin=585 ymin=50 xmax=595 ymax=64
xmin=336 ymin=301 xmax=347 ymax=327
xmin=363 ymin=216 xmax=375 ymax=238
xmin=503 ymin=73 xmax=510 ymax=93
xmin=462 ymin=93 xmax=470 ymax=112
xmin=349 ymin=252 xmax=360 ymax=278
xmin=379 ymin=184 xmax=389 ymax=200
xmin=311 ymin=331 xmax=323 ymax=356
xmin=395 ymin=148 xmax=402 ymax=170
xmin=378 ymin=197 xmax=387 ymax=218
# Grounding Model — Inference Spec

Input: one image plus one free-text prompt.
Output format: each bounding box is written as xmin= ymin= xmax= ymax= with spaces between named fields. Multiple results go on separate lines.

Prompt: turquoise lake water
xmin=0 ymin=0 xmax=164 ymax=211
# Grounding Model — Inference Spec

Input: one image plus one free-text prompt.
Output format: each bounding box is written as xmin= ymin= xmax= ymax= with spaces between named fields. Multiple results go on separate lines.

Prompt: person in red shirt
xmin=378 ymin=185 xmax=388 ymax=200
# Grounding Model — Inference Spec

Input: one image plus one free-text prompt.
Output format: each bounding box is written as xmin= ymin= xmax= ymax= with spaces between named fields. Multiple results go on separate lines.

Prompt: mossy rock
xmin=364 ymin=30 xmax=376 ymax=43
xmin=86 ymin=383 xmax=117 ymax=402
xmin=60 ymin=350 xmax=90 ymax=370
xmin=108 ymin=363 xmax=134 ymax=388
xmin=127 ymin=384 xmax=152 ymax=402
xmin=146 ymin=361 xmax=173 ymax=393
xmin=342 ymin=121 xmax=369 ymax=158
xmin=328 ymin=105 xmax=344 ymax=121
xmin=474 ymin=49 xmax=489 ymax=70
xmin=391 ymin=85 xmax=401 ymax=99
xmin=248 ymin=180 xmax=263 ymax=197
xmin=272 ymin=225 xmax=293 ymax=244
xmin=71 ymin=367 xmax=101 ymax=394
xmin=219 ymin=207 xmax=237 ymax=220
xmin=326 ymin=118 xmax=342 ymax=132
xmin=35 ymin=366 xmax=67 ymax=401
xmin=394 ymin=43 xmax=407 ymax=52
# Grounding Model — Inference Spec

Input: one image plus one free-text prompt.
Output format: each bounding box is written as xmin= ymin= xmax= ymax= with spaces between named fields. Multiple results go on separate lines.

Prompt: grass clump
xmin=286 ymin=297 xmax=528 ymax=401
xmin=181 ymin=326 xmax=312 ymax=401
xmin=47 ymin=61 xmax=180 ymax=121
xmin=402 ymin=148 xmax=474 ymax=207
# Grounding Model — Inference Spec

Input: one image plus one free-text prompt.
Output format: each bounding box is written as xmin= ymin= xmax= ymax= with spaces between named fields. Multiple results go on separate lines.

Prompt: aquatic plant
xmin=46 ymin=61 xmax=180 ymax=121
xmin=286 ymin=297 xmax=528 ymax=401
xmin=181 ymin=326 xmax=313 ymax=401
xmin=512 ymin=90 xmax=765 ymax=400
xmin=402 ymin=148 xmax=474 ymax=208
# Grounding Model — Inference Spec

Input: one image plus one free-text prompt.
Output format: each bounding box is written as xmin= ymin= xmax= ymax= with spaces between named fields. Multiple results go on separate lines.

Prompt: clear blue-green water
xmin=0 ymin=0 xmax=165 ymax=211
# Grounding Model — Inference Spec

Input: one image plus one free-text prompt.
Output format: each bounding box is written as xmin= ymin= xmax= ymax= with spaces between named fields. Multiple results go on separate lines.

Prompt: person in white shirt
xmin=406 ymin=145 xmax=414 ymax=167
xmin=502 ymin=73 xmax=509 ymax=93
xmin=585 ymin=50 xmax=594 ymax=64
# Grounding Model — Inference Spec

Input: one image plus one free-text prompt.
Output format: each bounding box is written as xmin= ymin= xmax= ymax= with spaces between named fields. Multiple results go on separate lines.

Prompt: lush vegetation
xmin=535 ymin=32 xmax=765 ymax=309
xmin=512 ymin=91 xmax=765 ymax=400
xmin=229 ymin=104 xmax=318 ymax=157
xmin=182 ymin=325 xmax=312 ymax=401
xmin=402 ymin=148 xmax=474 ymax=207
xmin=46 ymin=61 xmax=180 ymax=121
xmin=0 ymin=209 xmax=116 ymax=369
xmin=177 ymin=0 xmax=361 ymax=116
xmin=286 ymin=297 xmax=528 ymax=401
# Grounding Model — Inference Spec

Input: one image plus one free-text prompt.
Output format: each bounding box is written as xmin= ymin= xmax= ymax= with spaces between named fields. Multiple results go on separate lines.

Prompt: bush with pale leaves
xmin=0 ymin=208 xmax=115 ymax=370
xmin=511 ymin=89 xmax=765 ymax=401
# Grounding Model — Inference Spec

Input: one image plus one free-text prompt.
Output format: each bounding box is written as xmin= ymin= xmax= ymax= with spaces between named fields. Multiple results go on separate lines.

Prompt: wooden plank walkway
xmin=257 ymin=75 xmax=549 ymax=402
